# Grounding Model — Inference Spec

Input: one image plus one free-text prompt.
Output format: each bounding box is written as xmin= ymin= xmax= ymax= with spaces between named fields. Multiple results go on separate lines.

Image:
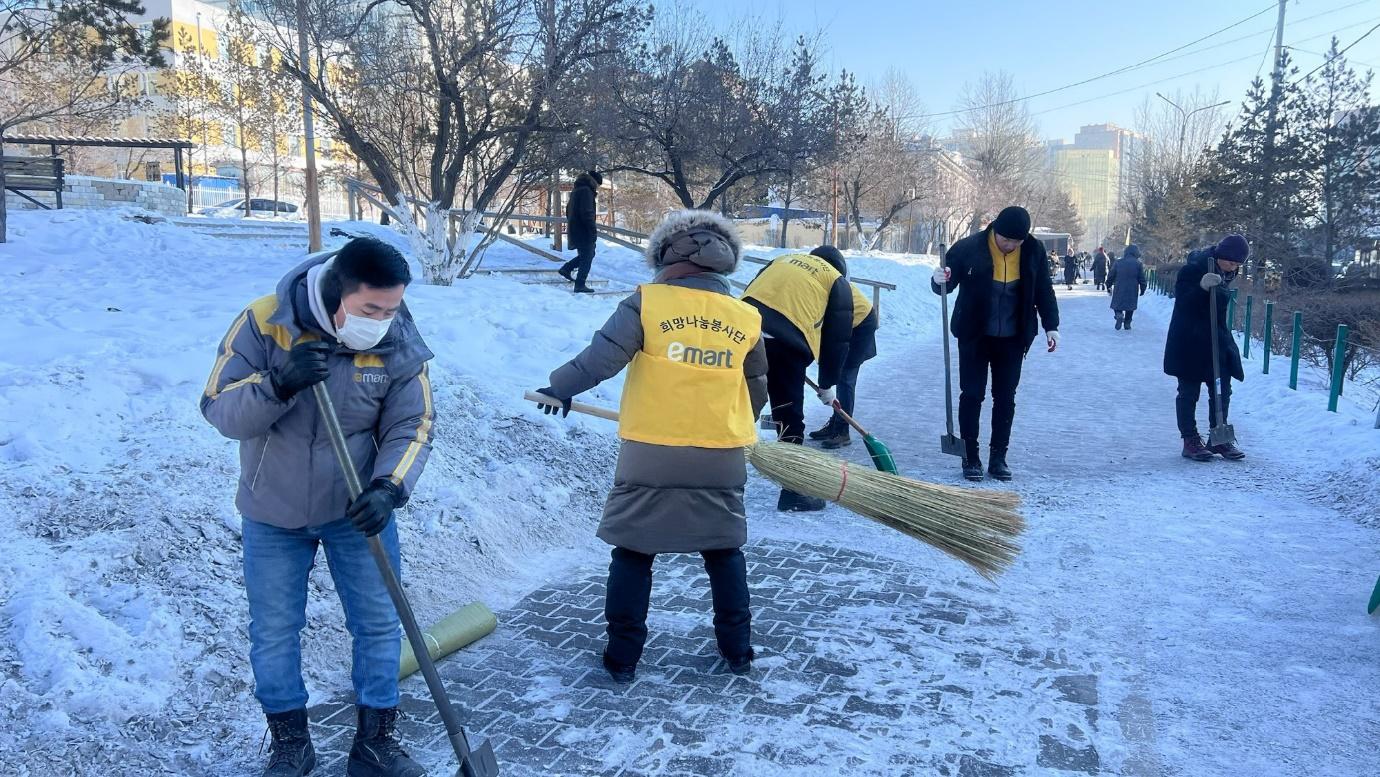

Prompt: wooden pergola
xmin=0 ymin=133 xmax=195 ymax=203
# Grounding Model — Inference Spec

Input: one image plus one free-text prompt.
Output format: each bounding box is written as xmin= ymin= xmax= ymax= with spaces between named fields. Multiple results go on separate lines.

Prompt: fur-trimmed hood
xmin=645 ymin=209 xmax=743 ymax=274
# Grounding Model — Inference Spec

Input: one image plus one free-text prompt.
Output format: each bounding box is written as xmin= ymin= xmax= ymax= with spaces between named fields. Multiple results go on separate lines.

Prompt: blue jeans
xmin=241 ymin=516 xmax=402 ymax=714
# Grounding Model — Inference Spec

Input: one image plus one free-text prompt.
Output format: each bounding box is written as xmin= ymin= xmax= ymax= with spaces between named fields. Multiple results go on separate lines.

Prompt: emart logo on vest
xmin=355 ymin=372 xmax=389 ymax=384
xmin=667 ymin=341 xmax=735 ymax=368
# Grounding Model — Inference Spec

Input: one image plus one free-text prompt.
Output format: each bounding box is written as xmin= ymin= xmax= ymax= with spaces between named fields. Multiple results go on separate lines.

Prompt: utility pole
xmin=1255 ymin=0 xmax=1288 ymax=294
xmin=297 ymin=0 xmax=321 ymax=251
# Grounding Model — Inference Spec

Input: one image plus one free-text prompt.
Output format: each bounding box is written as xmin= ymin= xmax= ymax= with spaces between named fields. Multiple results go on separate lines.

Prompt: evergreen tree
xmin=1305 ymin=38 xmax=1380 ymax=279
xmin=1195 ymin=51 xmax=1317 ymax=283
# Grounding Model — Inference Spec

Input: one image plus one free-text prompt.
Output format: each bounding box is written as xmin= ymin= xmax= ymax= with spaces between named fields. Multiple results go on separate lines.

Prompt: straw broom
xmin=526 ymin=392 xmax=1023 ymax=580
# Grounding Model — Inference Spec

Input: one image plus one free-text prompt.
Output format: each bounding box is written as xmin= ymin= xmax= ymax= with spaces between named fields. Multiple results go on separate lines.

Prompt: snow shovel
xmin=1206 ymin=285 xmax=1237 ymax=449
xmin=1368 ymin=574 xmax=1380 ymax=616
xmin=803 ymin=376 xmax=898 ymax=474
xmin=312 ymin=383 xmax=500 ymax=777
xmin=936 ymin=248 xmax=965 ymax=457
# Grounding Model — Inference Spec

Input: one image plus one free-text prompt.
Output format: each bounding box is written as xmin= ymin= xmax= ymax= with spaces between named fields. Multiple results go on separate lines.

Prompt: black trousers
xmin=957 ymin=335 xmax=1025 ymax=452
xmin=836 ymin=359 xmax=864 ymax=419
xmin=1114 ymin=309 xmax=1135 ymax=325
xmin=560 ymin=243 xmax=597 ymax=286
xmin=604 ymin=546 xmax=751 ymax=667
xmin=763 ymin=338 xmax=813 ymax=443
xmin=1176 ymin=376 xmax=1232 ymax=439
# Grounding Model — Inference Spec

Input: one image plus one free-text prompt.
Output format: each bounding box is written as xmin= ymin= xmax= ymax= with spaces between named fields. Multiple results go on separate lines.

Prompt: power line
xmin=1290 ymin=20 xmax=1380 ymax=83
xmin=1285 ymin=44 xmax=1379 ymax=70
xmin=914 ymin=2 xmax=1279 ymax=119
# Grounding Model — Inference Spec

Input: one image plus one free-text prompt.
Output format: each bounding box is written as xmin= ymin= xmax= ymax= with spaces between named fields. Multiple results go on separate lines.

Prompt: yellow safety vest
xmin=619 ymin=283 xmax=763 ymax=448
xmin=850 ymin=284 xmax=873 ymax=328
xmin=742 ymin=253 xmax=841 ymax=357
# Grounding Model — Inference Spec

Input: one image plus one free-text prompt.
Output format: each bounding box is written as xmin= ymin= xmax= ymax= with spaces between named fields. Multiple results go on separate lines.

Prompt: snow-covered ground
xmin=1 ymin=208 xmax=1377 ymax=775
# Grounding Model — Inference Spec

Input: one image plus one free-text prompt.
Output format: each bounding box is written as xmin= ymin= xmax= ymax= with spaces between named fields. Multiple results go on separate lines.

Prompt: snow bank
xmin=0 ymin=209 xmax=944 ymax=773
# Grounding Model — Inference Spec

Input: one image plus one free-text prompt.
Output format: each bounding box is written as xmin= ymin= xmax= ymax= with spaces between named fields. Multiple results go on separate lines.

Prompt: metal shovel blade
xmin=1207 ymin=422 xmax=1236 ymax=448
xmin=457 ymin=738 xmax=500 ymax=777
xmin=939 ymin=433 xmax=965 ymax=458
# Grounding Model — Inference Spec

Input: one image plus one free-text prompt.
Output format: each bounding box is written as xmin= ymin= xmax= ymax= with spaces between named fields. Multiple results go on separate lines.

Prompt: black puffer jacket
xmin=565 ymin=173 xmax=599 ymax=249
xmin=1163 ymin=249 xmax=1244 ymax=382
xmin=932 ymin=228 xmax=1060 ymax=351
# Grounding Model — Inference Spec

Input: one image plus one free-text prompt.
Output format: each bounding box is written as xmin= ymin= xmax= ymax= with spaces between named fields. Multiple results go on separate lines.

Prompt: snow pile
xmin=0 ymin=209 xmax=943 ymax=773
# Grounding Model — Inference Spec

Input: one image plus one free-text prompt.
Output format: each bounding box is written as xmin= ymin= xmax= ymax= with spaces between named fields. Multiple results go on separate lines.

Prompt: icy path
xmin=305 ymin=284 xmax=1378 ymax=776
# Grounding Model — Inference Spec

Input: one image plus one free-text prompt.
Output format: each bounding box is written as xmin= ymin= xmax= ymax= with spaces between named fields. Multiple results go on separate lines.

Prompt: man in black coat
xmin=932 ymin=206 xmax=1060 ymax=481
xmin=560 ymin=170 xmax=603 ymax=293
xmin=1163 ymin=234 xmax=1249 ymax=461
xmin=1092 ymin=248 xmax=1109 ymax=290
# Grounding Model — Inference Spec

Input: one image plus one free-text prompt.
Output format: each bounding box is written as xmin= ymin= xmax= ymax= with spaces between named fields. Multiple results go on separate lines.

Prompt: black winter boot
xmin=961 ymin=440 xmax=984 ymax=482
xmin=572 ymin=283 xmax=595 ymax=294
xmin=263 ymin=709 xmax=315 ymax=777
xmin=1182 ymin=435 xmax=1214 ymax=462
xmin=347 ymin=707 xmax=425 ymax=777
xmin=987 ymin=449 xmax=1012 ymax=481
xmin=722 ymin=646 xmax=755 ymax=676
xmin=602 ymin=650 xmax=637 ymax=684
xmin=777 ymin=489 xmax=826 ymax=512
xmin=820 ymin=425 xmax=852 ymax=449
xmin=808 ymin=419 xmax=839 ymax=440
xmin=1209 ymin=441 xmax=1246 ymax=460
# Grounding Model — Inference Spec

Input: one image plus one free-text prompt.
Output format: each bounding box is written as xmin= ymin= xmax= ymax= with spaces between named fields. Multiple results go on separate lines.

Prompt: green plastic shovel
xmin=804 ymin=377 xmax=898 ymax=474
xmin=1368 ymin=574 xmax=1380 ymax=616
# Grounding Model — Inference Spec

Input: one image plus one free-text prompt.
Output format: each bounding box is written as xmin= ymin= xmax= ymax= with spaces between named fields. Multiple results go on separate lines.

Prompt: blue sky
xmin=691 ymin=0 xmax=1380 ymax=142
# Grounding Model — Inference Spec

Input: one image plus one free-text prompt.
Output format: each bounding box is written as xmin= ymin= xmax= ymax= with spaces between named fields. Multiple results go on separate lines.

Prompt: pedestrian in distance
xmin=559 ymin=170 xmax=604 ymax=294
xmin=932 ymin=206 xmax=1061 ymax=482
xmin=1106 ymin=243 xmax=1147 ymax=331
xmin=806 ymin=245 xmax=879 ymax=450
xmin=535 ymin=209 xmax=768 ymax=684
xmin=741 ymin=246 xmax=854 ymax=510
xmin=201 ymin=237 xmax=436 ymax=777
xmin=1062 ymin=249 xmax=1079 ymax=290
xmin=1163 ymin=234 xmax=1250 ymax=462
xmin=1092 ymin=247 xmax=1109 ymax=290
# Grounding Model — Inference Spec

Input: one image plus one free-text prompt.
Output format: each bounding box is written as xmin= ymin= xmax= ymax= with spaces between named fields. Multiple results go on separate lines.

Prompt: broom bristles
xmin=747 ymin=442 xmax=1023 ymax=581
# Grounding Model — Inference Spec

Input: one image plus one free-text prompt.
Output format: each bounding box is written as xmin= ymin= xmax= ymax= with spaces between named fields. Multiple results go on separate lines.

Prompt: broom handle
xmin=527 ymin=390 xmax=622 ymax=422
xmin=803 ymin=376 xmax=872 ymax=438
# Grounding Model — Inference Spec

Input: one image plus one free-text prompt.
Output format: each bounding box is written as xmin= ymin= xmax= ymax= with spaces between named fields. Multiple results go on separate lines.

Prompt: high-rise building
xmin=1048 ymin=123 xmax=1141 ymax=246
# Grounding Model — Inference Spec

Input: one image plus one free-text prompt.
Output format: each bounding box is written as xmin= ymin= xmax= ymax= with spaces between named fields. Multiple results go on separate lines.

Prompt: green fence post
xmin=1289 ymin=311 xmax=1302 ymax=390
xmin=1262 ymin=301 xmax=1273 ymax=374
xmin=1328 ymin=324 xmax=1348 ymax=412
xmin=1227 ymin=288 xmax=1237 ymax=330
xmin=1242 ymin=296 xmax=1254 ymax=359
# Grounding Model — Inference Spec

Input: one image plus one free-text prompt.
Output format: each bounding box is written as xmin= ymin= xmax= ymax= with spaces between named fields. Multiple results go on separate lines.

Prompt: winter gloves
xmin=535 ymin=387 xmax=572 ymax=417
xmin=1200 ymin=272 xmax=1223 ymax=291
xmin=348 ymin=479 xmax=400 ymax=537
xmin=1046 ymin=330 xmax=1060 ymax=353
xmin=931 ymin=267 xmax=951 ymax=287
xmin=272 ymin=341 xmax=333 ymax=401
xmin=816 ymin=385 xmax=837 ymax=406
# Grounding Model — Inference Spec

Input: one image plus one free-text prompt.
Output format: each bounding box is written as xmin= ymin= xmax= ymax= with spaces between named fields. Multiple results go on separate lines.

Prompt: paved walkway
xmin=310 ymin=539 xmax=1104 ymax=776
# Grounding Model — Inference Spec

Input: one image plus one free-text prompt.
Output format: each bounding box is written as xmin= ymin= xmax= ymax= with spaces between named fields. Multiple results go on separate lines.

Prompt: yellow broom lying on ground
xmin=526 ymin=392 xmax=1023 ymax=580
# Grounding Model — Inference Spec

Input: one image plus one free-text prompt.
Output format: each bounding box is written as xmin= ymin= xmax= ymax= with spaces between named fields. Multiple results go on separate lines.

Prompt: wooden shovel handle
xmin=802 ymin=376 xmax=870 ymax=437
xmin=526 ymin=391 xmax=622 ymax=422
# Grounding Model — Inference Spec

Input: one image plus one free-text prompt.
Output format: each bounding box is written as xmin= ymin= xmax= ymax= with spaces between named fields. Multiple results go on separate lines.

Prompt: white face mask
xmin=336 ymin=312 xmax=394 ymax=351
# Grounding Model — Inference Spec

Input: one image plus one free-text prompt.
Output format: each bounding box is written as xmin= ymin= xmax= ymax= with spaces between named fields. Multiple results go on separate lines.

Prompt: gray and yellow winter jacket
xmin=201 ymin=253 xmax=436 ymax=529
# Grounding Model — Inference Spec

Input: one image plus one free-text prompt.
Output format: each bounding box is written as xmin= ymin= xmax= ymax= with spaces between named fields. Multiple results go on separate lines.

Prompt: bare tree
xmin=1126 ymin=87 xmax=1225 ymax=257
xmin=953 ymin=71 xmax=1042 ymax=233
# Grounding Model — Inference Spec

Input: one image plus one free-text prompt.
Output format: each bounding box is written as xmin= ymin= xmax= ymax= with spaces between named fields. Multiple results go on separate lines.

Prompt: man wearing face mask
xmin=201 ymin=236 xmax=435 ymax=777
xmin=933 ymin=206 xmax=1060 ymax=482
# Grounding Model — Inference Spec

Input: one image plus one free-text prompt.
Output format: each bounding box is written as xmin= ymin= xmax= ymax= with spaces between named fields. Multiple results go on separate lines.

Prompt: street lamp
xmin=1156 ymin=93 xmax=1230 ymax=175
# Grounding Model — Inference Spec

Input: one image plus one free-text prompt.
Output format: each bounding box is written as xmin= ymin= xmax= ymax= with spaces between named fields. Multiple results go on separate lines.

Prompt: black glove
xmin=535 ymin=387 xmax=571 ymax=417
xmin=271 ymin=341 xmax=332 ymax=401
xmin=348 ymin=479 xmax=400 ymax=537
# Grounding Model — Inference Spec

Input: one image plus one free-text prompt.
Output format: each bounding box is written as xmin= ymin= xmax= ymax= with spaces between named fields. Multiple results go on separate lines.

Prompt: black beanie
xmin=587 ymin=170 xmax=604 ymax=187
xmin=991 ymin=206 xmax=1031 ymax=241
xmin=809 ymin=245 xmax=847 ymax=276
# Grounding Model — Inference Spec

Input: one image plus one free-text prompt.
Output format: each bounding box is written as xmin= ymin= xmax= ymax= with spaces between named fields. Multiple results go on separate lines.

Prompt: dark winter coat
xmin=1106 ymin=253 xmax=1146 ymax=311
xmin=201 ymin=253 xmax=436 ymax=529
xmin=565 ymin=172 xmax=599 ymax=249
xmin=1092 ymin=252 xmax=1108 ymax=284
xmin=933 ymin=227 xmax=1060 ymax=351
xmin=1062 ymin=254 xmax=1079 ymax=284
xmin=743 ymin=262 xmax=854 ymax=389
xmin=1163 ymin=248 xmax=1244 ymax=382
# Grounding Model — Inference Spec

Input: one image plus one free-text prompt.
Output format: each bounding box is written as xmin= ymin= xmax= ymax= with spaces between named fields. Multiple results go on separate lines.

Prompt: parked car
xmin=198 ymin=198 xmax=300 ymax=218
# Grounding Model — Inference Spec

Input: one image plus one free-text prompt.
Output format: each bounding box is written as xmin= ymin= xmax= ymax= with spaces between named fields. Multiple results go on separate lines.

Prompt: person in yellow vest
xmin=805 ymin=246 xmax=879 ymax=449
xmin=534 ymin=210 xmax=769 ymax=683
xmin=741 ymin=248 xmax=854 ymax=511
